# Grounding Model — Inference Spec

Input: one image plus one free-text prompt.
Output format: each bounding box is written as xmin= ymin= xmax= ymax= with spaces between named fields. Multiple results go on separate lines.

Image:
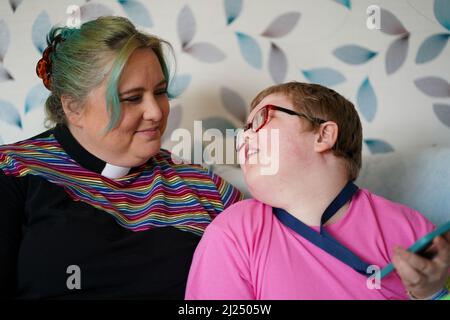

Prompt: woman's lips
xmin=135 ymin=127 xmax=159 ymax=139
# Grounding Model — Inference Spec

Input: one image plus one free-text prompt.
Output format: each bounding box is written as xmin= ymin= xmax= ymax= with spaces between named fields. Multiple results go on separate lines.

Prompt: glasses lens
xmin=235 ymin=129 xmax=245 ymax=152
xmin=253 ymin=108 xmax=267 ymax=132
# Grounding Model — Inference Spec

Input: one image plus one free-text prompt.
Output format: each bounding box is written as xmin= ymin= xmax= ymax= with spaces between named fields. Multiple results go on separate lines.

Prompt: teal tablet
xmin=379 ymin=220 xmax=450 ymax=280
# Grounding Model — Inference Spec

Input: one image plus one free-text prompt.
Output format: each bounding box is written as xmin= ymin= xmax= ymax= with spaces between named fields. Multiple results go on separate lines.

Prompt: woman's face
xmin=71 ymin=47 xmax=169 ymax=167
xmin=240 ymin=93 xmax=316 ymax=205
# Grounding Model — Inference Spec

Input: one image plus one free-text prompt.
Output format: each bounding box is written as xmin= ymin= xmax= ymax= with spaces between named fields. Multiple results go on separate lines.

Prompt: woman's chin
xmin=132 ymin=142 xmax=161 ymax=163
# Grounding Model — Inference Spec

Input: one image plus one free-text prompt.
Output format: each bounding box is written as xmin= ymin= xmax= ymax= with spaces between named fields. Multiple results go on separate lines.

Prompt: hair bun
xmin=36 ymin=34 xmax=65 ymax=90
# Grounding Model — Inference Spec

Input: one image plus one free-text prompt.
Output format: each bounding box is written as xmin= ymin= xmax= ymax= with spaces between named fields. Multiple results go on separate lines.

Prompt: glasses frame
xmin=235 ymin=104 xmax=327 ymax=152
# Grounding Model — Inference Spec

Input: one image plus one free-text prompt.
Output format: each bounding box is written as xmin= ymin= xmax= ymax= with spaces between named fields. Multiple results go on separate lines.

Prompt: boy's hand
xmin=392 ymin=231 xmax=450 ymax=299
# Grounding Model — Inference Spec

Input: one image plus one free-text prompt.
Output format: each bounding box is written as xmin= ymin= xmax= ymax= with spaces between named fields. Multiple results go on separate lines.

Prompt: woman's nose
xmin=142 ymin=97 xmax=163 ymax=122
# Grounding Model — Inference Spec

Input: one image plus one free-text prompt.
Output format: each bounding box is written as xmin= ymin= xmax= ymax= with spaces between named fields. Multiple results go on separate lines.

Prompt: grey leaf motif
xmin=177 ymin=5 xmax=196 ymax=48
xmin=433 ymin=103 xmax=450 ymax=127
xmin=9 ymin=0 xmax=23 ymax=12
xmin=414 ymin=77 xmax=450 ymax=98
xmin=163 ymin=104 xmax=183 ymax=142
xmin=380 ymin=8 xmax=408 ymax=35
xmin=261 ymin=12 xmax=301 ymax=38
xmin=184 ymin=42 xmax=225 ymax=63
xmin=80 ymin=3 xmax=114 ymax=23
xmin=202 ymin=116 xmax=237 ymax=134
xmin=0 ymin=20 xmax=10 ymax=63
xmin=268 ymin=42 xmax=288 ymax=84
xmin=220 ymin=87 xmax=247 ymax=123
xmin=0 ymin=64 xmax=13 ymax=82
xmin=385 ymin=33 xmax=409 ymax=75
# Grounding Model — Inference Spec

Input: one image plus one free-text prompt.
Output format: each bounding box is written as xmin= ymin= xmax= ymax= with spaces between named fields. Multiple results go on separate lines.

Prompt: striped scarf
xmin=0 ymin=134 xmax=242 ymax=236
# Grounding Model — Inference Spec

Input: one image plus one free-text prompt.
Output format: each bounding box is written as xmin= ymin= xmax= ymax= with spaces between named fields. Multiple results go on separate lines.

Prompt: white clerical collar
xmin=101 ymin=163 xmax=131 ymax=179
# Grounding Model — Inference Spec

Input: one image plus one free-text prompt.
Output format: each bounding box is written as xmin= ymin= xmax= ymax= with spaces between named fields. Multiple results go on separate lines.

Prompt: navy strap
xmin=273 ymin=181 xmax=371 ymax=276
xmin=320 ymin=181 xmax=359 ymax=230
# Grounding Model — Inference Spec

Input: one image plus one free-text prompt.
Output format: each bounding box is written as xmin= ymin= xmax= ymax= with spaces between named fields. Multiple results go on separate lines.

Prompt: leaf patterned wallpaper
xmin=0 ymin=0 xmax=449 ymax=155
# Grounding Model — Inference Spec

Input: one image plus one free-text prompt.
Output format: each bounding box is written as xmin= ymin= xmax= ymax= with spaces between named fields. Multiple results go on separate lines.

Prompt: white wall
xmin=1 ymin=0 xmax=449 ymax=155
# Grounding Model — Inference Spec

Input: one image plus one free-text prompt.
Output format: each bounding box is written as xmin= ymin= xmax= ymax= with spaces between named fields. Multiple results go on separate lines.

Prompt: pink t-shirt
xmin=185 ymin=189 xmax=435 ymax=300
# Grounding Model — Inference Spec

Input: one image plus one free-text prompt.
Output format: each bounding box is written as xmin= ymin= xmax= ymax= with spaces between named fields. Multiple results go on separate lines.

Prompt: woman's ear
xmin=61 ymin=94 xmax=83 ymax=128
xmin=314 ymin=121 xmax=339 ymax=153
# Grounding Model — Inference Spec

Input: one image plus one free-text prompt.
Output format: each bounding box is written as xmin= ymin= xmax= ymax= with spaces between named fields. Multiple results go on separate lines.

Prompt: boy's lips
xmin=246 ymin=147 xmax=259 ymax=158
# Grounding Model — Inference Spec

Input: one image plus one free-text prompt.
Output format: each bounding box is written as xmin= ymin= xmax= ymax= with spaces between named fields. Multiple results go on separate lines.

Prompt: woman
xmin=0 ymin=16 xmax=242 ymax=299
xmin=185 ymin=82 xmax=450 ymax=300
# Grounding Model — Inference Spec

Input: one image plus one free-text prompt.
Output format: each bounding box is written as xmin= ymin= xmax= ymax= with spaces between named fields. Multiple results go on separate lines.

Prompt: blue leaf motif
xmin=261 ymin=12 xmax=301 ymax=38
xmin=385 ymin=33 xmax=409 ymax=75
xmin=364 ymin=139 xmax=394 ymax=154
xmin=235 ymin=32 xmax=262 ymax=69
xmin=168 ymin=74 xmax=192 ymax=99
xmin=220 ymin=87 xmax=247 ymax=123
xmin=177 ymin=5 xmax=196 ymax=48
xmin=269 ymin=43 xmax=288 ymax=84
xmin=415 ymin=33 xmax=449 ymax=64
xmin=333 ymin=45 xmax=377 ymax=65
xmin=32 ymin=11 xmax=52 ymax=54
xmin=0 ymin=100 xmax=22 ymax=128
xmin=434 ymin=0 xmax=450 ymax=31
xmin=118 ymin=0 xmax=153 ymax=28
xmin=0 ymin=64 xmax=13 ymax=82
xmin=334 ymin=0 xmax=351 ymax=9
xmin=433 ymin=103 xmax=450 ymax=127
xmin=0 ymin=20 xmax=10 ymax=62
xmin=9 ymin=0 xmax=23 ymax=12
xmin=25 ymin=83 xmax=50 ymax=114
xmin=184 ymin=43 xmax=226 ymax=63
xmin=357 ymin=78 xmax=377 ymax=122
xmin=224 ymin=0 xmax=242 ymax=25
xmin=301 ymin=68 xmax=346 ymax=87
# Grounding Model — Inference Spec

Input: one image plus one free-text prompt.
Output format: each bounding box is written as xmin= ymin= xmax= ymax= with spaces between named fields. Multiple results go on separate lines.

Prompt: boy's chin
xmin=245 ymin=171 xmax=280 ymax=197
xmin=248 ymin=186 xmax=280 ymax=208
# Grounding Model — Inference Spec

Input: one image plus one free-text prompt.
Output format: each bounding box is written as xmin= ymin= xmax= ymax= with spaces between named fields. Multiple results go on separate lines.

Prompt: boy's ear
xmin=314 ymin=121 xmax=339 ymax=153
xmin=61 ymin=94 xmax=84 ymax=128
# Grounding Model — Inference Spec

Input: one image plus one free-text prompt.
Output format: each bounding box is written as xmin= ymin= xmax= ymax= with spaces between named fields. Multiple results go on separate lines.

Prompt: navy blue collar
xmin=273 ymin=181 xmax=371 ymax=276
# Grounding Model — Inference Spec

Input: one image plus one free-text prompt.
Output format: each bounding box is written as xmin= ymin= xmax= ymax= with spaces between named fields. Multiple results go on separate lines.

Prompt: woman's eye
xmin=121 ymin=96 xmax=142 ymax=103
xmin=155 ymin=88 xmax=168 ymax=96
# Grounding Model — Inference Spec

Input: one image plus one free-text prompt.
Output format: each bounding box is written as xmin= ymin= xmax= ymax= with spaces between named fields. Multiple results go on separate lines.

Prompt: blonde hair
xmin=42 ymin=16 xmax=173 ymax=130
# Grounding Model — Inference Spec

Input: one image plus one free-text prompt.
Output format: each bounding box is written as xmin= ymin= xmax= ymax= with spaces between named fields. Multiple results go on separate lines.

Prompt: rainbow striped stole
xmin=0 ymin=134 xmax=241 ymax=236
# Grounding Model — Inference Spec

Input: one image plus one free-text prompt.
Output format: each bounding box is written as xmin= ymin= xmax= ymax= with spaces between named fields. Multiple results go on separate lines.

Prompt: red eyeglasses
xmin=235 ymin=104 xmax=326 ymax=152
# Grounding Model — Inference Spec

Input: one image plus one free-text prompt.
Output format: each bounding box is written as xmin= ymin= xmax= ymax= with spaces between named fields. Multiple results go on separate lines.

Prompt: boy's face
xmin=240 ymin=93 xmax=318 ymax=206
